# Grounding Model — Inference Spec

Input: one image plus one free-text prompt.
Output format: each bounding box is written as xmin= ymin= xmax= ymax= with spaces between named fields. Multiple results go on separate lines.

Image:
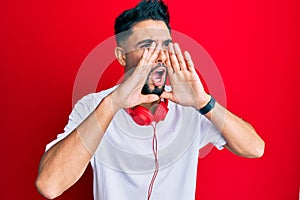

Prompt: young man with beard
xmin=36 ymin=1 xmax=265 ymax=199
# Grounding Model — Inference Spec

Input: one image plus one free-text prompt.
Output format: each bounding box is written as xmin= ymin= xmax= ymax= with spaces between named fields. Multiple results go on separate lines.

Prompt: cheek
xmin=125 ymin=50 xmax=144 ymax=70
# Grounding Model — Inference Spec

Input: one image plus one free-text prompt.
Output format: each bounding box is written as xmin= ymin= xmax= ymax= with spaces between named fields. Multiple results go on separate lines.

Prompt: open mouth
xmin=149 ymin=65 xmax=167 ymax=87
xmin=141 ymin=64 xmax=167 ymax=96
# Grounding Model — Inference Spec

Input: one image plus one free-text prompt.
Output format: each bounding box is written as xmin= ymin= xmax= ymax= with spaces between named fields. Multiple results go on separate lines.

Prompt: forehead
xmin=125 ymin=20 xmax=171 ymax=46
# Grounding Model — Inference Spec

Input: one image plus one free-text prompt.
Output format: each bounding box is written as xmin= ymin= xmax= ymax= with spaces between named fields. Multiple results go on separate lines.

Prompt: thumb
xmin=139 ymin=94 xmax=160 ymax=104
xmin=160 ymin=91 xmax=174 ymax=101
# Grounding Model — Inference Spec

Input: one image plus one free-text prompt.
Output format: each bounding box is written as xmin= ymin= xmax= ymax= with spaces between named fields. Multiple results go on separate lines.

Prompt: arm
xmin=204 ymin=101 xmax=264 ymax=158
xmin=36 ymin=44 xmax=162 ymax=199
xmin=35 ymin=95 xmax=116 ymax=199
xmin=161 ymin=43 xmax=264 ymax=158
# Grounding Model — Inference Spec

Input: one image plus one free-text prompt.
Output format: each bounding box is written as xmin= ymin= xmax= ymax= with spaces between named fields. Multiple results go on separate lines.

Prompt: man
xmin=36 ymin=1 xmax=265 ymax=199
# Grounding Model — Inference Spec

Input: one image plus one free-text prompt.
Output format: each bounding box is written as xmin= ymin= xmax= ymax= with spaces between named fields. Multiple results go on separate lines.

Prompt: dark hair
xmin=114 ymin=0 xmax=171 ymax=45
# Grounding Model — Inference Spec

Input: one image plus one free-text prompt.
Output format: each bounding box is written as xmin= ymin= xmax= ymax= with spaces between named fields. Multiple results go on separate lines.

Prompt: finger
xmin=166 ymin=50 xmax=171 ymax=67
xmin=160 ymin=91 xmax=174 ymax=101
xmin=165 ymin=51 xmax=174 ymax=75
xmin=137 ymin=48 xmax=149 ymax=67
xmin=135 ymin=48 xmax=151 ymax=76
xmin=139 ymin=94 xmax=160 ymax=104
xmin=147 ymin=42 xmax=162 ymax=64
xmin=130 ymin=48 xmax=151 ymax=85
xmin=184 ymin=51 xmax=196 ymax=73
xmin=168 ymin=43 xmax=180 ymax=72
xmin=174 ymin=43 xmax=187 ymax=71
xmin=145 ymin=42 xmax=157 ymax=61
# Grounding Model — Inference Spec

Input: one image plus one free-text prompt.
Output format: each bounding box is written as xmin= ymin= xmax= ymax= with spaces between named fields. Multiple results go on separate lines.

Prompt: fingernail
xmin=169 ymin=43 xmax=174 ymax=52
xmin=184 ymin=51 xmax=190 ymax=59
xmin=174 ymin=43 xmax=180 ymax=52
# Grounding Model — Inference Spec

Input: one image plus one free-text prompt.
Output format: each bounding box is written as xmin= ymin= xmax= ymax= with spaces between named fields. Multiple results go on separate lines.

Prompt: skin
xmin=115 ymin=20 xmax=172 ymax=109
xmin=35 ymin=19 xmax=265 ymax=199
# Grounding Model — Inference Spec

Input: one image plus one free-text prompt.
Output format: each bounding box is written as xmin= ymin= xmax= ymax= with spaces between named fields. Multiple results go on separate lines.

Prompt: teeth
xmin=156 ymin=69 xmax=164 ymax=76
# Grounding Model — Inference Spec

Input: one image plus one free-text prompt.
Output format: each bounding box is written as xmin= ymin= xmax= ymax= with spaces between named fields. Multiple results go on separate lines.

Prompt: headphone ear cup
xmin=128 ymin=106 xmax=153 ymax=126
xmin=127 ymin=99 xmax=169 ymax=126
xmin=153 ymin=100 xmax=169 ymax=123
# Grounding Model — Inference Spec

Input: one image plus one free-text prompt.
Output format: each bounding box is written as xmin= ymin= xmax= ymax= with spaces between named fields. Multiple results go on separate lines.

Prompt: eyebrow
xmin=136 ymin=39 xmax=173 ymax=46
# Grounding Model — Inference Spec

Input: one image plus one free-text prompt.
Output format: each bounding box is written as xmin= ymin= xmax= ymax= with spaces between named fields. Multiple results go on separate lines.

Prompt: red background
xmin=1 ymin=0 xmax=299 ymax=199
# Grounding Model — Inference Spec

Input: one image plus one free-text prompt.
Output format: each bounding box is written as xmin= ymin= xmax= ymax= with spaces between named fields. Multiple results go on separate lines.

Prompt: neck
xmin=140 ymin=99 xmax=160 ymax=112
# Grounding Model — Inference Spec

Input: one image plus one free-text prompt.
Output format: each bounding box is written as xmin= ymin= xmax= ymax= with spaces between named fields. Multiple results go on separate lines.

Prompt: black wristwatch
xmin=198 ymin=96 xmax=216 ymax=115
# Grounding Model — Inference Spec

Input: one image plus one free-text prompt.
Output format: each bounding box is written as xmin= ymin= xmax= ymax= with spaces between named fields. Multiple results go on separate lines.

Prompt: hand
xmin=110 ymin=42 xmax=162 ymax=111
xmin=161 ymin=43 xmax=211 ymax=109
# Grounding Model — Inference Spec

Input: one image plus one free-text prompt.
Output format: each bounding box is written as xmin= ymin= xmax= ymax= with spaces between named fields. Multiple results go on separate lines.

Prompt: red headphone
xmin=127 ymin=99 xmax=169 ymax=126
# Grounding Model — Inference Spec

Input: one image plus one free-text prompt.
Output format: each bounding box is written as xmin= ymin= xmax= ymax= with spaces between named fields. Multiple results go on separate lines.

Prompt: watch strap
xmin=198 ymin=96 xmax=216 ymax=115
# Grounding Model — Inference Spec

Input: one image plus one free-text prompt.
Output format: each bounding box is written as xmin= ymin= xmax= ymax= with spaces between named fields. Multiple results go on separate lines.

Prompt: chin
xmin=141 ymin=84 xmax=165 ymax=96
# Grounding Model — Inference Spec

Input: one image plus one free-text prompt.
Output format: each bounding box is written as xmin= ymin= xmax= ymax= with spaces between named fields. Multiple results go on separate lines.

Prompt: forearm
xmin=204 ymin=102 xmax=265 ymax=158
xmin=36 ymin=95 xmax=117 ymax=199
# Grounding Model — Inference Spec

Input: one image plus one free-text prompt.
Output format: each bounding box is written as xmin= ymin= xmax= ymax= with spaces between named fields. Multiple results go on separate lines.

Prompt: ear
xmin=115 ymin=47 xmax=126 ymax=66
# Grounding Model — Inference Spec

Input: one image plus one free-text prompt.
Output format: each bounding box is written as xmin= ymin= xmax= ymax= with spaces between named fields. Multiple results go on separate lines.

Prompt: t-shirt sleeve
xmin=45 ymin=93 xmax=103 ymax=151
xmin=198 ymin=114 xmax=227 ymax=150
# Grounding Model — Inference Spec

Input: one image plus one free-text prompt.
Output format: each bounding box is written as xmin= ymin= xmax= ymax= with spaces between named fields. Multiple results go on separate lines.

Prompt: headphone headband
xmin=127 ymin=99 xmax=169 ymax=126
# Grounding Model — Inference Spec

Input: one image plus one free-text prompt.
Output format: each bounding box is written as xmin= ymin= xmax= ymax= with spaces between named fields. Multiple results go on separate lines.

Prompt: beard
xmin=141 ymin=84 xmax=165 ymax=96
xmin=141 ymin=65 xmax=167 ymax=96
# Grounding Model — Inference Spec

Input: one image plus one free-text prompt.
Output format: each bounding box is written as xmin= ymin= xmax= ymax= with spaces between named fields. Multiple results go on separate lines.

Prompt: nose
xmin=155 ymin=49 xmax=167 ymax=64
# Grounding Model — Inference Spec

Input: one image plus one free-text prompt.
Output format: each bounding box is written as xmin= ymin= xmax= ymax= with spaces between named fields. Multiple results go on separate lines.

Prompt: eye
xmin=140 ymin=43 xmax=152 ymax=48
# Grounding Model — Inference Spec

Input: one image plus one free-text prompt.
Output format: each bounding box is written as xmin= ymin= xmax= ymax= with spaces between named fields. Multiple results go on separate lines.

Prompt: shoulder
xmin=71 ymin=85 xmax=118 ymax=118
xmin=76 ymin=86 xmax=118 ymax=108
xmin=81 ymin=85 xmax=118 ymax=102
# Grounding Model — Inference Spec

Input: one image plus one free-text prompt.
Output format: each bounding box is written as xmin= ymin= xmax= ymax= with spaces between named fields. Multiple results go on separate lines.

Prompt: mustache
xmin=149 ymin=63 xmax=167 ymax=73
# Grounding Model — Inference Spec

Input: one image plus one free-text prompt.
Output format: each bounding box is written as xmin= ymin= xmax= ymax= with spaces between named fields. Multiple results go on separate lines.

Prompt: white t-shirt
xmin=46 ymin=86 xmax=226 ymax=200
